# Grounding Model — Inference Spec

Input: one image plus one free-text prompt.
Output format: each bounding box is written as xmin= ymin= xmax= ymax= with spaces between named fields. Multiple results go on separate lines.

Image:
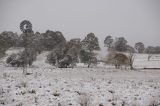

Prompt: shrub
xmin=6 ymin=53 xmax=24 ymax=67
xmin=6 ymin=49 xmax=37 ymax=67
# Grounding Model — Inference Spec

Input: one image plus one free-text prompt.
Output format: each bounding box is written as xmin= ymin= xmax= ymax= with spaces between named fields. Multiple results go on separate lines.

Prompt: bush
xmin=58 ymin=55 xmax=72 ymax=68
xmin=6 ymin=53 xmax=17 ymax=64
xmin=6 ymin=49 xmax=37 ymax=67
xmin=6 ymin=53 xmax=24 ymax=67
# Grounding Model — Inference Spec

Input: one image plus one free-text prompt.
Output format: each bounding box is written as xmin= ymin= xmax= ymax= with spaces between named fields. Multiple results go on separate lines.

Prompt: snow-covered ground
xmin=0 ymin=49 xmax=160 ymax=106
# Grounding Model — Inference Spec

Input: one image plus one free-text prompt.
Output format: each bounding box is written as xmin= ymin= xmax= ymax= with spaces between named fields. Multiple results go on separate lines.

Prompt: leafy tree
xmin=114 ymin=37 xmax=127 ymax=52
xmin=41 ymin=30 xmax=66 ymax=50
xmin=79 ymin=49 xmax=97 ymax=67
xmin=81 ymin=33 xmax=100 ymax=67
xmin=81 ymin=33 xmax=100 ymax=51
xmin=126 ymin=45 xmax=135 ymax=53
xmin=47 ymin=38 xmax=81 ymax=68
xmin=47 ymin=48 xmax=64 ymax=66
xmin=104 ymin=35 xmax=113 ymax=50
xmin=134 ymin=42 xmax=145 ymax=53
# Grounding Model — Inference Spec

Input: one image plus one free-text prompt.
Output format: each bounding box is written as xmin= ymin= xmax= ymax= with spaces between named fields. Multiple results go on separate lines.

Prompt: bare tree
xmin=128 ymin=52 xmax=135 ymax=70
xmin=127 ymin=45 xmax=135 ymax=70
xmin=106 ymin=51 xmax=129 ymax=69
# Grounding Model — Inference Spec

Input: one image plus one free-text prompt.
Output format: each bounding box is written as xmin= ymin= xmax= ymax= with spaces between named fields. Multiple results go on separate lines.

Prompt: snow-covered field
xmin=0 ymin=49 xmax=160 ymax=106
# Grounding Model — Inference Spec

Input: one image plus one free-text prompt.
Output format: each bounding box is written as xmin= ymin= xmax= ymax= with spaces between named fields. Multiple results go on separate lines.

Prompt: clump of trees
xmin=104 ymin=35 xmax=135 ymax=70
xmin=47 ymin=33 xmax=100 ymax=68
xmin=46 ymin=39 xmax=81 ymax=68
xmin=3 ymin=29 xmax=67 ymax=68
xmin=104 ymin=36 xmax=134 ymax=53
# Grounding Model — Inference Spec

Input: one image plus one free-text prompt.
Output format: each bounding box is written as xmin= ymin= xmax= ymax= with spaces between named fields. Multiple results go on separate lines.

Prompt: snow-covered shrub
xmin=2 ymin=73 xmax=10 ymax=78
xmin=15 ymin=80 xmax=27 ymax=88
xmin=6 ymin=53 xmax=24 ymax=67
xmin=53 ymin=91 xmax=60 ymax=97
xmin=28 ymin=89 xmax=36 ymax=94
xmin=16 ymin=102 xmax=23 ymax=106
xmin=148 ymin=99 xmax=160 ymax=106
xmin=6 ymin=49 xmax=37 ymax=67
xmin=78 ymin=94 xmax=90 ymax=106
xmin=6 ymin=53 xmax=17 ymax=64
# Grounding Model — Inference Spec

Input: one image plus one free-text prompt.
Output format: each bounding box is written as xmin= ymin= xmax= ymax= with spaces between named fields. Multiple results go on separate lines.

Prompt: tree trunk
xmin=88 ymin=50 xmax=92 ymax=68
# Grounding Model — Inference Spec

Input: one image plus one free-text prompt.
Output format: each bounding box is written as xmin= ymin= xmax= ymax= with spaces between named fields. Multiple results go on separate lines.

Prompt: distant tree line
xmin=0 ymin=31 xmax=160 ymax=69
xmin=104 ymin=35 xmax=160 ymax=69
xmin=104 ymin=35 xmax=160 ymax=54
xmin=0 ymin=31 xmax=100 ymax=68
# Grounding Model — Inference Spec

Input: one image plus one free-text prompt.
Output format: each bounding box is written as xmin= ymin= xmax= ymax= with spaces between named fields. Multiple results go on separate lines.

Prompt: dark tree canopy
xmin=104 ymin=35 xmax=113 ymax=50
xmin=81 ymin=33 xmax=100 ymax=51
xmin=114 ymin=37 xmax=127 ymax=52
xmin=145 ymin=46 xmax=160 ymax=54
xmin=42 ymin=30 xmax=66 ymax=50
xmin=47 ymin=38 xmax=81 ymax=68
xmin=134 ymin=42 xmax=145 ymax=53
xmin=0 ymin=31 xmax=18 ymax=58
xmin=126 ymin=45 xmax=135 ymax=53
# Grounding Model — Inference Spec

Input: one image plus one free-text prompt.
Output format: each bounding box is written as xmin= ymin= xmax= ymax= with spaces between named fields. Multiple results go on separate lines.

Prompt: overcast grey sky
xmin=0 ymin=0 xmax=160 ymax=47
